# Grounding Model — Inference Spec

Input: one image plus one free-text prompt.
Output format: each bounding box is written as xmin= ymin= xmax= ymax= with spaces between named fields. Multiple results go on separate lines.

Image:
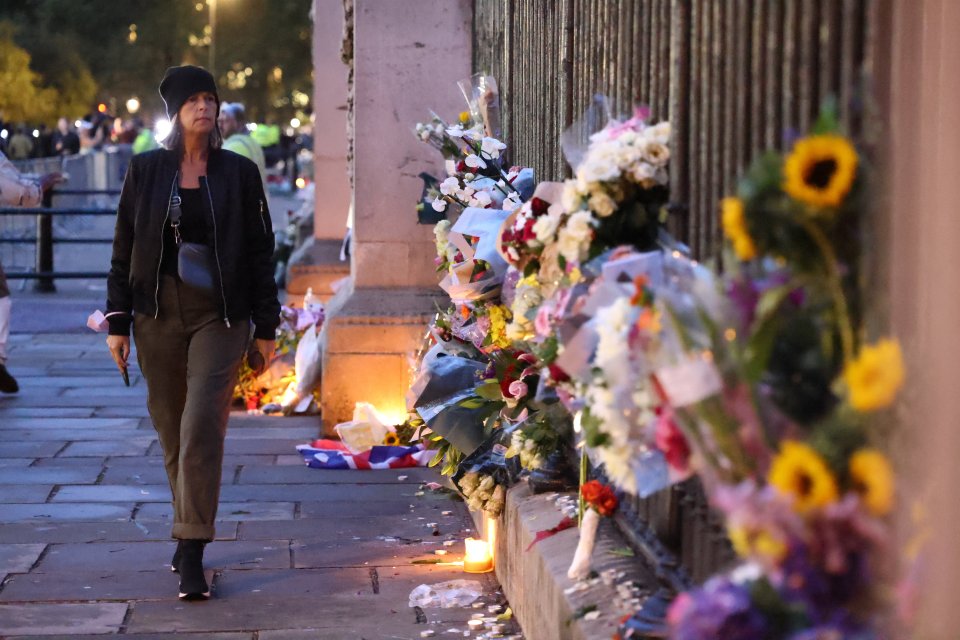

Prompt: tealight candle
xmin=463 ymin=537 xmax=493 ymax=573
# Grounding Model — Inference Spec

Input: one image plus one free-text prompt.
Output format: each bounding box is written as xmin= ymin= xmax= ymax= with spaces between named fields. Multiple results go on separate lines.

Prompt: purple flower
xmin=667 ymin=577 xmax=769 ymax=640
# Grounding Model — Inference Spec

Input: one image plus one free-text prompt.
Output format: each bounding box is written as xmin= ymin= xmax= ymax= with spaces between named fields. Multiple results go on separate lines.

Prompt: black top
xmin=161 ymin=187 xmax=209 ymax=278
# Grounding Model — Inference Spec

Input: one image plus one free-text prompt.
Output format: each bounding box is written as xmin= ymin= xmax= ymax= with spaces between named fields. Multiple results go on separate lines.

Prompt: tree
xmin=0 ymin=26 xmax=57 ymax=124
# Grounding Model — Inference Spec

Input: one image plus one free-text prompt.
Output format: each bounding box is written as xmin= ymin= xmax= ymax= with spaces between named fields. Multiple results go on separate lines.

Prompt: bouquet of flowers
xmin=653 ymin=106 xmax=904 ymax=638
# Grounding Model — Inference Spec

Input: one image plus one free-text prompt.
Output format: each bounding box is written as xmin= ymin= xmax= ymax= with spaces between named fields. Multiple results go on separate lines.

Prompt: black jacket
xmin=106 ymin=148 xmax=280 ymax=339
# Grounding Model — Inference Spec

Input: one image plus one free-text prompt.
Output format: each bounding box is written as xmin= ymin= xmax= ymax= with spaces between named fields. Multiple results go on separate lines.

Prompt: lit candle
xmin=463 ymin=537 xmax=493 ymax=573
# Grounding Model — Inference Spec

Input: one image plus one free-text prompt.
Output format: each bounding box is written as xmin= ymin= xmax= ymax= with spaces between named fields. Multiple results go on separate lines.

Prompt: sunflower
xmin=382 ymin=432 xmax=401 ymax=446
xmin=768 ymin=440 xmax=839 ymax=512
xmin=728 ymin=525 xmax=788 ymax=562
xmin=842 ymin=339 xmax=905 ymax=412
xmin=783 ymin=134 xmax=859 ymax=208
xmin=720 ymin=197 xmax=758 ymax=261
xmin=849 ymin=449 xmax=895 ymax=516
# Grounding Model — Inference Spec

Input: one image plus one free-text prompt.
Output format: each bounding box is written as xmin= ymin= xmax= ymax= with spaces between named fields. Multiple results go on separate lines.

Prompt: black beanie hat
xmin=159 ymin=65 xmax=220 ymax=120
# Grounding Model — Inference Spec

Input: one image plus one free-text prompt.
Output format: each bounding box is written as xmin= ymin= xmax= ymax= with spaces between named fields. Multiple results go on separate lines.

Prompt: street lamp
xmin=208 ymin=0 xmax=217 ymax=75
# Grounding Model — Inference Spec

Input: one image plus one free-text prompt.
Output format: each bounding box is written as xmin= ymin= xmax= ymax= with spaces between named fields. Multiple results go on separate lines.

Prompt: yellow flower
xmin=783 ymin=134 xmax=859 ymax=208
xmin=720 ymin=197 xmax=757 ymax=261
xmin=849 ymin=449 xmax=895 ymax=516
xmin=382 ymin=432 xmax=400 ymax=446
xmin=486 ymin=305 xmax=513 ymax=350
xmin=843 ymin=339 xmax=905 ymax=412
xmin=728 ymin=526 xmax=788 ymax=562
xmin=768 ymin=440 xmax=839 ymax=512
xmin=459 ymin=111 xmax=471 ymax=124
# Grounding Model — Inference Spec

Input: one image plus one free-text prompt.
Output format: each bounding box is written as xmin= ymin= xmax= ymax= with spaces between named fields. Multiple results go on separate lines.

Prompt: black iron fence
xmin=473 ymin=0 xmax=882 ymax=583
xmin=0 ymin=188 xmax=120 ymax=291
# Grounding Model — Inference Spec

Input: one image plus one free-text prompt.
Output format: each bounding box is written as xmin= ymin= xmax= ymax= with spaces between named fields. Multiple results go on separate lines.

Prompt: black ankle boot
xmin=171 ymin=540 xmax=183 ymax=573
xmin=177 ymin=540 xmax=210 ymax=600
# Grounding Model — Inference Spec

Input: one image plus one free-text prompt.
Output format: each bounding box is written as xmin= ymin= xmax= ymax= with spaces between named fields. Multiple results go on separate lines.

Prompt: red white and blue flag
xmin=296 ymin=439 xmax=432 ymax=470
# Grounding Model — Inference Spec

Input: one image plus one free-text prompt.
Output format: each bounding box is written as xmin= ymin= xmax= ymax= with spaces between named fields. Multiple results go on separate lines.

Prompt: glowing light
xmin=196 ymin=2 xmax=204 ymax=10
xmin=154 ymin=118 xmax=172 ymax=143
xmin=290 ymin=117 xmax=301 ymax=128
xmin=126 ymin=98 xmax=140 ymax=114
xmin=0 ymin=130 xmax=7 ymax=140
xmin=32 ymin=129 xmax=39 ymax=138
xmin=463 ymin=538 xmax=493 ymax=573
xmin=573 ymin=410 xmax=583 ymax=434
xmin=246 ymin=123 xmax=257 ymax=132
xmin=74 ymin=120 xmax=82 ymax=128
xmin=128 ymin=24 xmax=137 ymax=43
xmin=272 ymin=67 xmax=283 ymax=82
xmin=98 ymin=103 xmax=108 ymax=114
xmin=244 ymin=66 xmax=253 ymax=75
xmin=724 ymin=328 xmax=737 ymax=342
xmin=485 ymin=513 xmax=498 ymax=567
xmin=295 ymin=177 xmax=306 ymax=189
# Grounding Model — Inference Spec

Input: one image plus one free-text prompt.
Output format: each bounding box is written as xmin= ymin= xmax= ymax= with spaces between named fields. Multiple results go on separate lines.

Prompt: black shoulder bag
xmin=169 ymin=185 xmax=216 ymax=292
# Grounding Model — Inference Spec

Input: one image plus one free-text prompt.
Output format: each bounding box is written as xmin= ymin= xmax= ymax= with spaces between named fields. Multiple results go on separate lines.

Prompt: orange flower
xmin=581 ymin=480 xmax=619 ymax=517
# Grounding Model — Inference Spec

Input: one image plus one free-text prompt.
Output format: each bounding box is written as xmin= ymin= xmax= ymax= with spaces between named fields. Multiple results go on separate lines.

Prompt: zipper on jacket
xmin=203 ymin=177 xmax=231 ymax=328
xmin=155 ymin=172 xmax=178 ymax=319
xmin=259 ymin=199 xmax=268 ymax=235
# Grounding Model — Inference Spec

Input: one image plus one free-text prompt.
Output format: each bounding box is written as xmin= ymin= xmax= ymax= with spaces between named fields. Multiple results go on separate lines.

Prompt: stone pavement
xmin=0 ymin=331 xmax=517 ymax=639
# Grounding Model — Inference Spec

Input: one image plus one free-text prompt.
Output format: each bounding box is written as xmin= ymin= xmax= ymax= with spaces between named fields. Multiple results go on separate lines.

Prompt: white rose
xmin=642 ymin=141 xmax=670 ymax=166
xmin=588 ymin=191 xmax=617 ymax=218
xmin=532 ymin=211 xmax=561 ymax=243
xmin=645 ymin=122 xmax=671 ymax=145
xmin=561 ymin=180 xmax=584 ymax=213
xmin=556 ymin=211 xmax=595 ymax=264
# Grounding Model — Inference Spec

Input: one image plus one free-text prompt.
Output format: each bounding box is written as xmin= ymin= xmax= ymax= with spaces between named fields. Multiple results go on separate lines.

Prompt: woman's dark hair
xmin=160 ymin=114 xmax=223 ymax=155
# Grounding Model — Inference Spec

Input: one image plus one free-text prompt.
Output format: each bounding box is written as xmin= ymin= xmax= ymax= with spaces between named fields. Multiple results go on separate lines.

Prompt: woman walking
xmin=105 ymin=65 xmax=280 ymax=600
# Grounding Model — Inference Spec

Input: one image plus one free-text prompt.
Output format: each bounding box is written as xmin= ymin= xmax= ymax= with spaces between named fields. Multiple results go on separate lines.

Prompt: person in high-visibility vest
xmin=218 ymin=103 xmax=266 ymax=188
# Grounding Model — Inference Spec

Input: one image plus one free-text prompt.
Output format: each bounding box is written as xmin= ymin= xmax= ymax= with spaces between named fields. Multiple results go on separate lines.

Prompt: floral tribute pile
xmin=401 ymin=77 xmax=906 ymax=638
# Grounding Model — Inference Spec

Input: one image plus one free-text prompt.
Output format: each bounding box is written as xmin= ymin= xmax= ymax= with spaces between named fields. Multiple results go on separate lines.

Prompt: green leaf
xmin=810 ymin=96 xmax=840 ymax=135
xmin=428 ymin=448 xmax=445 ymax=468
xmin=457 ymin=396 xmax=487 ymax=410
xmin=475 ymin=380 xmax=504 ymax=401
xmin=608 ymin=547 xmax=635 ymax=557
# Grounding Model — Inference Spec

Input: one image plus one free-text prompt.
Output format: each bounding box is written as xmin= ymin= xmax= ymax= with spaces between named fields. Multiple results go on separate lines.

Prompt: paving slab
xmin=0 ymin=503 xmax=133 ymax=523
xmin=224 ymin=427 xmax=319 ymax=440
xmin=292 ymin=538 xmax=445 ymax=568
xmin=0 ymin=442 xmax=65 ymax=458
xmin=91 ymin=405 xmax=152 ymax=418
xmin=275 ymin=454 xmax=306 ymax=465
xmin=220 ymin=483 xmax=420 ymax=503
xmin=58 ymin=438 xmax=155 ymax=457
xmin=0 ymin=602 xmax=128 ymax=635
xmin=223 ymin=439 xmax=307 ymax=455
xmin=3 ymin=428 xmax=148 ymax=443
xmin=0 ymin=485 xmax=54 ymax=503
xmin=100 ymin=464 xmax=234 ymax=486
xmin=0 ymin=417 xmax=140 ymax=429
xmin=6 ymin=634 xmax=252 ymax=640
xmin=52 ymin=484 xmax=172 ymax=503
xmin=135 ymin=501 xmax=296 ymax=523
xmin=0 ymin=544 xmax=45 ymax=573
xmin=211 ymin=567 xmax=370 ymax=599
xmin=0 ymin=568 xmax=178 ymax=602
xmin=299 ymin=498 xmax=460 ymax=519
xmin=30 ymin=456 xmax=107 ymax=468
xmin=0 ymin=467 xmax=101 ymax=485
xmin=0 ymin=408 xmax=94 ymax=418
xmin=0 ymin=458 xmax=34 ymax=468
xmin=237 ymin=465 xmax=443 ymax=485
xmin=35 ymin=540 xmax=291 ymax=573
xmin=238 ymin=514 xmax=466 ymax=542
xmin=0 ymin=521 xmax=238 ymax=544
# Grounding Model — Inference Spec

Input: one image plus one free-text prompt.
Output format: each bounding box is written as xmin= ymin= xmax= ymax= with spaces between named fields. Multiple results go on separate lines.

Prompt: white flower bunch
xmin=506 ymin=275 xmax=543 ymax=341
xmin=564 ymin=119 xmax=672 ymax=220
xmin=505 ymin=431 xmax=545 ymax=470
xmin=458 ymin=471 xmax=506 ymax=516
xmin=433 ymin=220 xmax=457 ymax=264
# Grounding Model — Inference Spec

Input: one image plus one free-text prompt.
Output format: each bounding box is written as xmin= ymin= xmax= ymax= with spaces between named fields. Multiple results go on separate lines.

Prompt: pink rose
xmin=507 ymin=379 xmax=529 ymax=399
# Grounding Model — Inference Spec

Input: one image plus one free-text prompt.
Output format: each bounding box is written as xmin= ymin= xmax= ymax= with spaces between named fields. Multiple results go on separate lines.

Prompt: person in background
xmin=218 ymin=103 xmax=266 ymax=188
xmin=7 ymin=126 xmax=34 ymax=160
xmin=132 ymin=117 xmax=159 ymax=155
xmin=53 ymin=117 xmax=81 ymax=156
xmin=0 ymin=150 xmax=63 ymax=392
xmin=79 ymin=112 xmax=111 ymax=152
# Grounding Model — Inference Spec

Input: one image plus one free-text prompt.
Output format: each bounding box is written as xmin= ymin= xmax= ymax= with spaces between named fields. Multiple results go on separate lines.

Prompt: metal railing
xmin=0 ymin=188 xmax=120 ymax=292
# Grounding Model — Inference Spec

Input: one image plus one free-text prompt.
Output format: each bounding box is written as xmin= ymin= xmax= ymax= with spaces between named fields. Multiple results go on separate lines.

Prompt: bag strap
xmin=169 ymin=182 xmax=183 ymax=245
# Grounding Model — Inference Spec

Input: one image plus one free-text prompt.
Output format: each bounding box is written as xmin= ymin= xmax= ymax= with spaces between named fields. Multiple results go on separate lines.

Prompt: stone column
xmin=881 ymin=0 xmax=960 ymax=629
xmin=320 ymin=0 xmax=473 ymax=431
xmin=286 ymin=0 xmax=353 ymax=301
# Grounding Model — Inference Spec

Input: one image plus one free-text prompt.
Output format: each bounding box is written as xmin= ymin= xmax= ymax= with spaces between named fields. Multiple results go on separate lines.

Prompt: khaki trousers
xmin=134 ymin=276 xmax=247 ymax=540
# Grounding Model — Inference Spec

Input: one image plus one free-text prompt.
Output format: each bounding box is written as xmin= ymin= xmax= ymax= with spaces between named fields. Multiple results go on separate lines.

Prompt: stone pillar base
xmin=285 ymin=237 xmax=350 ymax=302
xmin=319 ymin=282 xmax=445 ymax=434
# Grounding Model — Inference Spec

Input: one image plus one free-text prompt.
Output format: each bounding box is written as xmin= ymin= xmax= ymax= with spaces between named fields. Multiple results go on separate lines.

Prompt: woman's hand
xmin=254 ymin=338 xmax=275 ymax=370
xmin=106 ymin=335 xmax=131 ymax=372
